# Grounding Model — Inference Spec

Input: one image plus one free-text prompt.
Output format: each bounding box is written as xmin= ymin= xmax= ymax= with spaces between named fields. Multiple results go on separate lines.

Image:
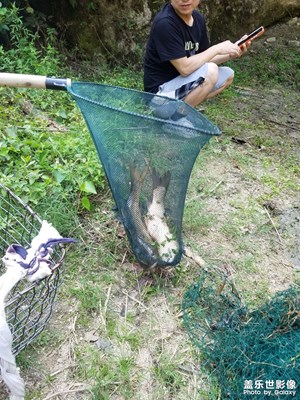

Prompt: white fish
xmin=127 ymin=164 xmax=153 ymax=244
xmin=145 ymin=169 xmax=178 ymax=263
xmin=127 ymin=163 xmax=159 ymax=267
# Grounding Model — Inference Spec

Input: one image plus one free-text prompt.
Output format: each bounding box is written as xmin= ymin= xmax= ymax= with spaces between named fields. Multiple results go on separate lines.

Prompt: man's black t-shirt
xmin=144 ymin=3 xmax=210 ymax=93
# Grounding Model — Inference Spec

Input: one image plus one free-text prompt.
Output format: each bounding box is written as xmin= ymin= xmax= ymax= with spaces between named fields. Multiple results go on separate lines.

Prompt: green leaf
xmin=26 ymin=7 xmax=34 ymax=14
xmin=52 ymin=170 xmax=66 ymax=184
xmin=82 ymin=196 xmax=91 ymax=210
xmin=80 ymin=180 xmax=97 ymax=194
xmin=5 ymin=126 xmax=17 ymax=138
xmin=58 ymin=109 xmax=67 ymax=119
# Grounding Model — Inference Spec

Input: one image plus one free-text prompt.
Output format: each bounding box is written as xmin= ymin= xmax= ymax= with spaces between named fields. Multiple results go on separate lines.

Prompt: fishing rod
xmin=0 ymin=72 xmax=71 ymax=90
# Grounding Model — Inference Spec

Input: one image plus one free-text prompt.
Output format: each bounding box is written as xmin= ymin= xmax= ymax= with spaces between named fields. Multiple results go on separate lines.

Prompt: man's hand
xmin=235 ymin=35 xmax=251 ymax=56
xmin=213 ymin=40 xmax=242 ymax=59
xmin=208 ymin=39 xmax=250 ymax=65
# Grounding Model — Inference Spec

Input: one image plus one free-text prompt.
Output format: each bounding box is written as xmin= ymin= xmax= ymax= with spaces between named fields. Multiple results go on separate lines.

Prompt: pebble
xmin=288 ymin=40 xmax=300 ymax=47
xmin=287 ymin=17 xmax=298 ymax=26
xmin=266 ymin=37 xmax=277 ymax=43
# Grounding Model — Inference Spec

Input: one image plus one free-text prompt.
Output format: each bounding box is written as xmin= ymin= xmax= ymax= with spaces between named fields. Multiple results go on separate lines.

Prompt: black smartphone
xmin=237 ymin=26 xmax=265 ymax=46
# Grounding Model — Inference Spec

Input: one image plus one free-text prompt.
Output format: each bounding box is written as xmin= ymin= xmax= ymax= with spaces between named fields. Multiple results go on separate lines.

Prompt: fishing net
xmin=67 ymin=83 xmax=220 ymax=268
xmin=0 ymin=183 xmax=65 ymax=355
xmin=182 ymin=270 xmax=300 ymax=399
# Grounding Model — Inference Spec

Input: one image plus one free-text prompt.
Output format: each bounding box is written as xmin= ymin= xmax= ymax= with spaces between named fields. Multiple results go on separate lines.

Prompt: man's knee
xmin=205 ymin=62 xmax=219 ymax=87
xmin=224 ymin=73 xmax=234 ymax=87
xmin=217 ymin=67 xmax=234 ymax=90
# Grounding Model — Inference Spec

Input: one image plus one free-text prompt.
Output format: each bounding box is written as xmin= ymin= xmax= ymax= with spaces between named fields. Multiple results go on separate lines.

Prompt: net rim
xmin=67 ymin=82 xmax=221 ymax=137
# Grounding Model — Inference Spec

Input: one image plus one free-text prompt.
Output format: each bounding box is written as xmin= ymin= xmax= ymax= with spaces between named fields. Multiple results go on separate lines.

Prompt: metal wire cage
xmin=0 ymin=183 xmax=65 ymax=355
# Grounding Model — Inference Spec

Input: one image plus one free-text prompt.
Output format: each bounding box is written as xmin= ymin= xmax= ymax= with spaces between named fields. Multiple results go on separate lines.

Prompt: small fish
xmin=127 ymin=163 xmax=158 ymax=267
xmin=145 ymin=169 xmax=178 ymax=263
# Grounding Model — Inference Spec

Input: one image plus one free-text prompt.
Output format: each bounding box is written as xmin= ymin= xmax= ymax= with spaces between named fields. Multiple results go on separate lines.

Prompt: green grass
xmin=227 ymin=44 xmax=300 ymax=89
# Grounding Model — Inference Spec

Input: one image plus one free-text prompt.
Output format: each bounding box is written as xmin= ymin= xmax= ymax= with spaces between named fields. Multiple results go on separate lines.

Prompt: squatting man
xmin=144 ymin=0 xmax=251 ymax=108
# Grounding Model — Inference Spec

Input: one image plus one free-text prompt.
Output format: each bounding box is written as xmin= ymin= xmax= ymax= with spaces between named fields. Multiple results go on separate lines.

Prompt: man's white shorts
xmin=156 ymin=64 xmax=234 ymax=100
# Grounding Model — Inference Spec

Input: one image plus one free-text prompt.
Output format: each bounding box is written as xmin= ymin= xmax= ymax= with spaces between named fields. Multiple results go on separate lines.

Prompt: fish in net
xmin=67 ymin=83 xmax=220 ymax=268
xmin=0 ymin=73 xmax=221 ymax=268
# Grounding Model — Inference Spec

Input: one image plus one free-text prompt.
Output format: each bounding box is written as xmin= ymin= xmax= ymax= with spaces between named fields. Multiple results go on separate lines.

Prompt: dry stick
xmin=100 ymin=284 xmax=112 ymax=332
xmin=263 ymin=206 xmax=283 ymax=244
xmin=184 ymin=247 xmax=241 ymax=299
xmin=121 ymin=290 xmax=149 ymax=310
xmin=121 ymin=250 xmax=127 ymax=265
xmin=28 ymin=366 xmax=64 ymax=400
xmin=178 ymin=364 xmax=199 ymax=375
xmin=104 ymin=284 xmax=112 ymax=315
xmin=47 ymin=388 xmax=63 ymax=400
xmin=71 ymin=314 xmax=78 ymax=332
xmin=124 ymin=291 xmax=128 ymax=328
xmin=185 ymin=180 xmax=223 ymax=203
xmin=43 ymin=387 xmax=90 ymax=400
xmin=183 ymin=247 xmax=206 ymax=267
xmin=264 ymin=117 xmax=299 ymax=131
xmin=184 ymin=246 xmax=226 ymax=276
xmin=50 ymin=364 xmax=77 ymax=378
xmin=233 ymin=85 xmax=264 ymax=97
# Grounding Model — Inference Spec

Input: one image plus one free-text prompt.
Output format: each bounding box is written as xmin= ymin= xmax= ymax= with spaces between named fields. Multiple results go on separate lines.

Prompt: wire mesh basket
xmin=0 ymin=183 xmax=65 ymax=355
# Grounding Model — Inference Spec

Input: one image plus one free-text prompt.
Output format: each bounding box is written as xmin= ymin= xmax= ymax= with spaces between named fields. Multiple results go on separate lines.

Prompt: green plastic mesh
xmin=182 ymin=270 xmax=300 ymax=399
xmin=67 ymin=83 xmax=220 ymax=268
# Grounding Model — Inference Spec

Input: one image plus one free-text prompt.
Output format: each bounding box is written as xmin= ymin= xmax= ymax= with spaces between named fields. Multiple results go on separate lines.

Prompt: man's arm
xmin=211 ymin=41 xmax=250 ymax=64
xmin=171 ymin=40 xmax=247 ymax=76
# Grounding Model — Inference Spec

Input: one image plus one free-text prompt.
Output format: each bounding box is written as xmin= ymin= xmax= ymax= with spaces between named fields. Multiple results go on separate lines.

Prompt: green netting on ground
xmin=67 ymin=83 xmax=220 ymax=268
xmin=182 ymin=270 xmax=300 ymax=399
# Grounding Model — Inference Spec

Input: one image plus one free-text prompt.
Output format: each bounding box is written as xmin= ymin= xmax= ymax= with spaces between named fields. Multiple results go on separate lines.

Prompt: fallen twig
xmin=233 ymin=86 xmax=264 ymax=98
xmin=50 ymin=363 xmax=77 ymax=378
xmin=100 ymin=284 xmax=112 ymax=332
xmin=263 ymin=206 xmax=283 ymax=244
xmin=184 ymin=247 xmax=241 ymax=299
xmin=186 ymin=180 xmax=223 ymax=203
xmin=43 ymin=387 xmax=90 ymax=400
xmin=121 ymin=290 xmax=149 ymax=310
xmin=178 ymin=364 xmax=199 ymax=375
xmin=264 ymin=117 xmax=299 ymax=131
xmin=183 ymin=247 xmax=206 ymax=267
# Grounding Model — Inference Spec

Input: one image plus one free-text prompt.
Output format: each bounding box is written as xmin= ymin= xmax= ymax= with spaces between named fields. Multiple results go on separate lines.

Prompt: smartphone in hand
xmin=237 ymin=26 xmax=265 ymax=47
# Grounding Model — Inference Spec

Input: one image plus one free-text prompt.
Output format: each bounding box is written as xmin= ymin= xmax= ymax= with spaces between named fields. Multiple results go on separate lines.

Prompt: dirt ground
xmin=1 ymin=19 xmax=299 ymax=400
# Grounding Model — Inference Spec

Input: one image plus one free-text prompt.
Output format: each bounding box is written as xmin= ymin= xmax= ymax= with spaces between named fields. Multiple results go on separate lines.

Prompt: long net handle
xmin=0 ymin=72 xmax=71 ymax=90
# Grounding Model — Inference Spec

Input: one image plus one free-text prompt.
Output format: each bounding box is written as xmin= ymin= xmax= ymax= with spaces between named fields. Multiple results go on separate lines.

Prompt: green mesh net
xmin=182 ymin=270 xmax=300 ymax=399
xmin=67 ymin=83 xmax=220 ymax=268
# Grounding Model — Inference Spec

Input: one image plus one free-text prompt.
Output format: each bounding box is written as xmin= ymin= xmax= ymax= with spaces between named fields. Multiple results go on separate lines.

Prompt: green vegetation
xmin=227 ymin=43 xmax=300 ymax=89
xmin=0 ymin=5 xmax=299 ymax=399
xmin=0 ymin=5 xmax=107 ymax=215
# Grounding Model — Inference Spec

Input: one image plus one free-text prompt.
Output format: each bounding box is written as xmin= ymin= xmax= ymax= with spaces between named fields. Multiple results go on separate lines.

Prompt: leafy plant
xmin=0 ymin=4 xmax=61 ymax=75
xmin=0 ymin=4 xmax=107 ymax=211
xmin=0 ymin=2 xmax=9 ymax=34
